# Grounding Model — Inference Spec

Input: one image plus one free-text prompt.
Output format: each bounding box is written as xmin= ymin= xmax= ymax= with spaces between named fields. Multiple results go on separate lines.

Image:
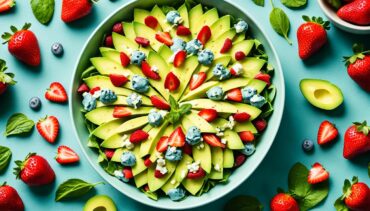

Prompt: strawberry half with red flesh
xmin=135 ymin=37 xmax=150 ymax=47
xmin=187 ymin=168 xmax=206 ymax=179
xmin=297 ymin=16 xmax=330 ymax=60
xmin=0 ymin=59 xmax=16 ymax=95
xmin=173 ymin=50 xmax=187 ymax=68
xmin=109 ymin=74 xmax=128 ymax=87
xmin=197 ymin=26 xmax=211 ymax=45
xmin=123 ymin=167 xmax=134 ymax=179
xmin=270 ymin=193 xmax=300 ymax=211
xmin=253 ymin=118 xmax=267 ymax=132
xmin=317 ymin=120 xmax=338 ymax=145
xmin=36 ymin=116 xmax=59 ymax=144
xmin=150 ymin=95 xmax=171 ymax=110
xmin=0 ymin=182 xmax=24 ymax=211
xmin=145 ymin=16 xmax=158 ymax=29
xmin=233 ymin=112 xmax=251 ymax=123
xmin=113 ymin=106 xmax=132 ymax=118
xmin=226 ymin=88 xmax=243 ymax=102
xmin=144 ymin=157 xmax=153 ymax=167
xmin=239 ymin=131 xmax=255 ymax=142
xmin=343 ymin=121 xmax=370 ymax=159
xmin=177 ymin=25 xmax=191 ymax=36
xmin=0 ymin=0 xmax=15 ymax=13
xmin=155 ymin=32 xmax=173 ymax=46
xmin=198 ymin=109 xmax=218 ymax=122
xmin=255 ymin=73 xmax=271 ymax=86
xmin=164 ymin=72 xmax=180 ymax=91
xmin=104 ymin=149 xmax=115 ymax=160
xmin=55 ymin=145 xmax=80 ymax=165
xmin=234 ymin=152 xmax=247 ymax=167
xmin=343 ymin=177 xmax=370 ymax=210
xmin=120 ymin=52 xmax=130 ymax=67
xmin=61 ymin=0 xmax=93 ymax=23
xmin=337 ymin=0 xmax=370 ymax=26
xmin=307 ymin=162 xmax=329 ymax=184
xmin=90 ymin=87 xmax=100 ymax=95
xmin=168 ymin=127 xmax=185 ymax=147
xmin=202 ymin=134 xmax=225 ymax=148
xmin=14 ymin=153 xmax=55 ymax=186
xmin=141 ymin=61 xmax=160 ymax=80
xmin=189 ymin=72 xmax=206 ymax=90
xmin=2 ymin=23 xmax=41 ymax=66
xmin=45 ymin=82 xmax=68 ymax=103
xmin=156 ymin=136 xmax=169 ymax=153
xmin=77 ymin=83 xmax=89 ymax=94
xmin=220 ymin=38 xmax=233 ymax=54
xmin=129 ymin=130 xmax=149 ymax=144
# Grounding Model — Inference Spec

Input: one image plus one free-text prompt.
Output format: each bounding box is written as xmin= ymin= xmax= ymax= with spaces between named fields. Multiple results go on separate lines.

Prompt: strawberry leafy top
xmin=343 ymin=43 xmax=370 ymax=66
xmin=1 ymin=23 xmax=32 ymax=44
xmin=334 ymin=176 xmax=359 ymax=210
xmin=302 ymin=16 xmax=330 ymax=30
xmin=0 ymin=59 xmax=16 ymax=85
xmin=13 ymin=152 xmax=37 ymax=179
xmin=353 ymin=121 xmax=370 ymax=136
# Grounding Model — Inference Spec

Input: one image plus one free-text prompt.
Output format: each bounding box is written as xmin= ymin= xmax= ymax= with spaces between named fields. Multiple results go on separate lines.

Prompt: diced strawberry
xmin=198 ymin=109 xmax=218 ymax=122
xmin=123 ymin=167 xmax=134 ymax=179
xmin=202 ymin=134 xmax=225 ymax=148
xmin=253 ymin=118 xmax=267 ymax=132
xmin=77 ymin=83 xmax=89 ymax=94
xmin=45 ymin=82 xmax=68 ymax=103
xmin=135 ymin=37 xmax=150 ymax=47
xmin=197 ymin=25 xmax=211 ymax=45
xmin=104 ymin=149 xmax=115 ymax=160
xmin=141 ymin=61 xmax=160 ymax=80
xmin=105 ymin=35 xmax=113 ymax=47
xmin=164 ymin=72 xmax=180 ymax=91
xmin=155 ymin=32 xmax=173 ymax=46
xmin=129 ymin=130 xmax=149 ymax=144
xmin=255 ymin=73 xmax=271 ymax=86
xmin=226 ymin=88 xmax=243 ymax=102
xmin=177 ymin=25 xmax=191 ymax=36
xmin=55 ymin=145 xmax=79 ymax=165
xmin=239 ymin=131 xmax=255 ymax=142
xmin=156 ymin=136 xmax=169 ymax=153
xmin=183 ymin=142 xmax=193 ymax=155
xmin=317 ymin=120 xmax=338 ymax=145
xmin=144 ymin=16 xmax=158 ymax=29
xmin=187 ymin=168 xmax=206 ymax=179
xmin=168 ymin=127 xmax=186 ymax=147
xmin=109 ymin=74 xmax=128 ymax=87
xmin=234 ymin=152 xmax=247 ymax=167
xmin=144 ymin=157 xmax=153 ymax=167
xmin=230 ymin=68 xmax=238 ymax=76
xmin=154 ymin=170 xmax=166 ymax=178
xmin=113 ymin=22 xmax=123 ymax=34
xmin=113 ymin=106 xmax=132 ymax=118
xmin=235 ymin=51 xmax=246 ymax=61
xmin=143 ymin=184 xmax=150 ymax=192
xmin=150 ymin=95 xmax=170 ymax=110
xmin=220 ymin=38 xmax=233 ymax=54
xmin=233 ymin=112 xmax=251 ymax=122
xmin=189 ymin=72 xmax=206 ymax=90
xmin=307 ymin=163 xmax=329 ymax=184
xmin=89 ymin=87 xmax=100 ymax=95
xmin=36 ymin=116 xmax=59 ymax=143
xmin=120 ymin=52 xmax=130 ymax=67
xmin=173 ymin=50 xmax=187 ymax=68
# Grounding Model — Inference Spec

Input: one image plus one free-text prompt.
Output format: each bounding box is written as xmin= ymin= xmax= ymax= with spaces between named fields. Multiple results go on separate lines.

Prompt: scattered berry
xmin=61 ymin=0 xmax=93 ymax=23
xmin=302 ymin=139 xmax=314 ymax=152
xmin=51 ymin=42 xmax=64 ymax=56
xmin=198 ymin=109 xmax=218 ymax=122
xmin=233 ymin=112 xmax=251 ymax=122
xmin=0 ymin=0 xmax=15 ymax=13
xmin=29 ymin=97 xmax=42 ymax=110
xmin=155 ymin=32 xmax=173 ymax=46
xmin=253 ymin=118 xmax=267 ymax=132
xmin=150 ymin=96 xmax=170 ymax=110
xmin=109 ymin=74 xmax=128 ymax=87
xmin=129 ymin=130 xmax=149 ymax=143
xmin=144 ymin=16 xmax=158 ymax=29
xmin=164 ymin=72 xmax=180 ymax=91
xmin=113 ymin=106 xmax=131 ymax=118
xmin=55 ymin=145 xmax=79 ymax=165
xmin=239 ymin=131 xmax=255 ymax=142
xmin=202 ymin=133 xmax=225 ymax=148
xmin=135 ymin=37 xmax=150 ymax=47
xmin=307 ymin=162 xmax=329 ymax=184
xmin=187 ymin=168 xmax=206 ymax=179
xmin=0 ymin=182 xmax=24 ymax=211
xmin=36 ymin=116 xmax=59 ymax=143
xmin=197 ymin=25 xmax=211 ymax=45
xmin=235 ymin=51 xmax=246 ymax=61
xmin=168 ymin=127 xmax=186 ymax=147
xmin=77 ymin=83 xmax=89 ymax=94
xmin=270 ymin=193 xmax=299 ymax=211
xmin=45 ymin=82 xmax=68 ymax=103
xmin=220 ymin=38 xmax=233 ymax=54
xmin=112 ymin=22 xmax=123 ymax=34
xmin=105 ymin=35 xmax=113 ymax=47
xmin=173 ymin=50 xmax=187 ymax=68
xmin=156 ymin=136 xmax=169 ymax=153
xmin=176 ymin=25 xmax=191 ymax=36
xmin=343 ymin=121 xmax=370 ymax=159
xmin=317 ymin=120 xmax=338 ymax=145
xmin=189 ymin=72 xmax=206 ymax=91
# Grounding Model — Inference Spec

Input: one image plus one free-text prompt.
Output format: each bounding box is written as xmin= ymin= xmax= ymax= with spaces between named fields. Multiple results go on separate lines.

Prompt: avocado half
xmin=83 ymin=195 xmax=117 ymax=211
xmin=299 ymin=79 xmax=344 ymax=110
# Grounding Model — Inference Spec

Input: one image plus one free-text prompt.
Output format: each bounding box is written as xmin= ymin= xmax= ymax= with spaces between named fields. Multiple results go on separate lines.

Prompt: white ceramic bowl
xmin=317 ymin=0 xmax=370 ymax=34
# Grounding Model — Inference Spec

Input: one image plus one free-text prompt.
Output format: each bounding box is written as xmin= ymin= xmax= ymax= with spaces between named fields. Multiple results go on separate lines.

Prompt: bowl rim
xmin=69 ymin=0 xmax=285 ymax=209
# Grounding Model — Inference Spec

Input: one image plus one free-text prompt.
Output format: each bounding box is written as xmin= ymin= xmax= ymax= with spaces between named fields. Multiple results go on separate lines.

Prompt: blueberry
xmin=302 ymin=139 xmax=314 ymax=152
xmin=29 ymin=97 xmax=41 ymax=110
xmin=51 ymin=42 xmax=64 ymax=56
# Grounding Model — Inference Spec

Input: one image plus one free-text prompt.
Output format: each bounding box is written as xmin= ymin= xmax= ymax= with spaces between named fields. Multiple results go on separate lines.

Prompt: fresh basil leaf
xmin=224 ymin=195 xmax=263 ymax=211
xmin=281 ymin=0 xmax=306 ymax=8
xmin=55 ymin=179 xmax=103 ymax=201
xmin=269 ymin=8 xmax=292 ymax=45
xmin=4 ymin=113 xmax=34 ymax=137
xmin=325 ymin=0 xmax=342 ymax=10
xmin=31 ymin=0 xmax=55 ymax=25
xmin=179 ymin=104 xmax=192 ymax=115
xmin=299 ymin=181 xmax=329 ymax=210
xmin=169 ymin=95 xmax=178 ymax=110
xmin=0 ymin=146 xmax=12 ymax=172
xmin=288 ymin=162 xmax=310 ymax=197
xmin=252 ymin=0 xmax=265 ymax=6
xmin=334 ymin=197 xmax=349 ymax=211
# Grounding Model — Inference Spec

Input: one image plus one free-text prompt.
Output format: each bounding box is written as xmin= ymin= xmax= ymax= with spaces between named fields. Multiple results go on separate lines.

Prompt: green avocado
xmin=147 ymin=51 xmax=171 ymax=100
xmin=171 ymin=56 xmax=199 ymax=101
xmin=133 ymin=22 xmax=162 ymax=52
xmin=206 ymin=29 xmax=236 ymax=59
xmin=192 ymin=142 xmax=212 ymax=174
xmin=192 ymin=8 xmax=218 ymax=37
xmin=210 ymin=15 xmax=231 ymax=41
xmin=223 ymin=148 xmax=234 ymax=168
xmin=210 ymin=118 xmax=244 ymax=150
xmin=134 ymin=170 xmax=148 ymax=188
xmin=151 ymin=5 xmax=175 ymax=36
xmin=140 ymin=122 xmax=169 ymax=158
xmin=182 ymin=176 xmax=205 ymax=195
xmin=180 ymin=81 xmax=219 ymax=102
xmin=184 ymin=111 xmax=217 ymax=133
xmin=234 ymin=121 xmax=257 ymax=133
xmin=189 ymin=4 xmax=204 ymax=37
xmin=92 ymin=119 xmax=126 ymax=140
xmin=300 ymin=79 xmax=344 ymax=110
xmin=240 ymin=57 xmax=266 ymax=78
xmin=85 ymin=107 xmax=117 ymax=126
xmin=147 ymin=161 xmax=177 ymax=192
xmin=122 ymin=22 xmax=136 ymax=42
xmin=208 ymin=147 xmax=223 ymax=179
xmin=90 ymin=57 xmax=133 ymax=76
xmin=83 ymin=195 xmax=117 ymax=211
xmin=134 ymin=8 xmax=150 ymax=24
xmin=112 ymin=32 xmax=138 ymax=55
xmin=230 ymin=40 xmax=255 ymax=62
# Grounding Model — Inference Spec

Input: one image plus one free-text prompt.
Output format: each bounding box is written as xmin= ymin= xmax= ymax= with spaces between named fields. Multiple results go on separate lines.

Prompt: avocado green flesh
xmin=192 ymin=143 xmax=212 ymax=174
xmin=122 ymin=22 xmax=136 ymax=42
xmin=223 ymin=148 xmax=234 ymax=168
xmin=161 ymin=154 xmax=192 ymax=194
xmin=134 ymin=170 xmax=148 ymax=188
xmin=208 ymin=147 xmax=223 ymax=180
xmin=83 ymin=195 xmax=117 ymax=211
xmin=148 ymin=161 xmax=177 ymax=192
xmin=92 ymin=119 xmax=126 ymax=140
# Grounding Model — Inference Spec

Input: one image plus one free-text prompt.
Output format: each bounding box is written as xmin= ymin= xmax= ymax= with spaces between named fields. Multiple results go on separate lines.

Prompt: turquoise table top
xmin=0 ymin=0 xmax=369 ymax=210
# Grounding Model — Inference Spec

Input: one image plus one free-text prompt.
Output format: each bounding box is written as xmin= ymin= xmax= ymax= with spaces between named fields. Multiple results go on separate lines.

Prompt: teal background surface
xmin=0 ymin=0 xmax=369 ymax=210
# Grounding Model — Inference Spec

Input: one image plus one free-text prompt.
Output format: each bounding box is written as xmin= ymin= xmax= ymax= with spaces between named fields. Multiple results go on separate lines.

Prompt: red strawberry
xmin=235 ymin=51 xmax=246 ymax=61
xmin=144 ymin=16 xmax=158 ymax=29
xmin=253 ymin=118 xmax=267 ymax=132
xmin=198 ymin=109 xmax=218 ymax=122
xmin=45 ymin=82 xmax=68 ymax=103
xmin=144 ymin=157 xmax=153 ymax=167
xmin=307 ymin=162 xmax=329 ymax=184
xmin=120 ymin=52 xmax=130 ymax=67
xmin=202 ymin=134 xmax=225 ymax=148
xmin=183 ymin=142 xmax=192 ymax=155
xmin=55 ymin=145 xmax=79 ymax=165
xmin=297 ymin=16 xmax=330 ymax=60
xmin=112 ymin=22 xmax=123 ymax=34
xmin=104 ymin=149 xmax=115 ymax=160
xmin=0 ymin=183 xmax=24 ymax=211
xmin=36 ymin=116 xmax=59 ymax=143
xmin=156 ymin=136 xmax=169 ymax=153
xmin=0 ymin=0 xmax=15 ymax=13
xmin=233 ymin=112 xmax=251 ymax=122
xmin=239 ymin=131 xmax=255 ymax=142
xmin=150 ymin=95 xmax=170 ymax=110
xmin=154 ymin=170 xmax=166 ymax=178
xmin=105 ymin=35 xmax=113 ymax=47
xmin=197 ymin=26 xmax=211 ymax=45
xmin=164 ymin=72 xmax=180 ymax=91
xmin=135 ymin=37 xmax=150 ymax=47
xmin=14 ymin=153 xmax=55 ymax=186
xmin=77 ymin=83 xmax=89 ymax=94
xmin=0 ymin=59 xmax=16 ymax=95
xmin=168 ymin=127 xmax=185 ymax=147
xmin=141 ymin=61 xmax=160 ymax=80
xmin=341 ymin=177 xmax=370 ymax=211
xmin=123 ymin=167 xmax=133 ymax=179
xmin=226 ymin=88 xmax=243 ymax=102
xmin=89 ymin=86 xmax=100 ymax=95
xmin=255 ymin=73 xmax=271 ymax=86
xmin=155 ymin=32 xmax=173 ymax=46
xmin=220 ymin=38 xmax=233 ymax=54
xmin=177 ymin=25 xmax=191 ymax=36
xmin=109 ymin=74 xmax=128 ymax=87
xmin=113 ymin=106 xmax=131 ymax=118
xmin=234 ymin=152 xmax=247 ymax=167
xmin=270 ymin=193 xmax=299 ymax=211
xmin=189 ymin=72 xmax=206 ymax=90
xmin=129 ymin=130 xmax=149 ymax=144
xmin=343 ymin=121 xmax=370 ymax=159
xmin=317 ymin=120 xmax=338 ymax=145
xmin=337 ymin=0 xmax=370 ymax=26
xmin=61 ymin=0 xmax=93 ymax=23
xmin=173 ymin=50 xmax=187 ymax=68
xmin=2 ymin=23 xmax=41 ymax=66
xmin=187 ymin=168 xmax=206 ymax=179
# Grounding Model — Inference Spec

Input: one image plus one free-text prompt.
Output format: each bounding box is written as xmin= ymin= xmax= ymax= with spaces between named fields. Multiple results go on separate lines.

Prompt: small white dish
xmin=317 ymin=0 xmax=370 ymax=34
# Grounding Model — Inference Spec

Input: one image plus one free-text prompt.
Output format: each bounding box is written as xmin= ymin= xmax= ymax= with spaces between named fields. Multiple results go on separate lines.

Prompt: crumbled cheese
xmin=169 ymin=146 xmax=177 ymax=153
xmin=214 ymin=164 xmax=221 ymax=172
xmin=181 ymin=170 xmax=187 ymax=179
xmin=216 ymin=127 xmax=225 ymax=137
xmin=158 ymin=110 xmax=168 ymax=118
xmin=174 ymin=16 xmax=183 ymax=25
xmin=170 ymin=179 xmax=176 ymax=185
xmin=155 ymin=152 xmax=163 ymax=159
xmin=232 ymin=63 xmax=243 ymax=76
xmin=156 ymin=165 xmax=168 ymax=175
xmin=187 ymin=161 xmax=200 ymax=173
xmin=157 ymin=158 xmax=166 ymax=166
xmin=121 ymin=135 xmax=134 ymax=150
xmin=221 ymin=138 xmax=227 ymax=144
xmin=224 ymin=116 xmax=235 ymax=130
xmin=151 ymin=65 xmax=159 ymax=73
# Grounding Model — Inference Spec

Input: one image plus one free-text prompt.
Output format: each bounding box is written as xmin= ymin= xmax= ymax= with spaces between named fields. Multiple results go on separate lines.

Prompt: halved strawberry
xmin=144 ymin=157 xmax=153 ymax=167
xmin=123 ymin=167 xmax=134 ymax=179
xmin=317 ymin=120 xmax=338 ymax=145
xmin=239 ymin=131 xmax=255 ymax=142
xmin=164 ymin=72 xmax=180 ymax=91
xmin=77 ymin=83 xmax=89 ymax=94
xmin=226 ymin=88 xmax=243 ymax=102
xmin=253 ymin=118 xmax=267 ymax=132
xmin=109 ymin=74 xmax=128 ymax=87
xmin=235 ymin=51 xmax=246 ymax=61
xmin=168 ymin=127 xmax=185 ymax=147
xmin=120 ymin=52 xmax=130 ymax=67
xmin=113 ymin=22 xmax=123 ymax=34
xmin=173 ymin=50 xmax=187 ymax=68
xmin=105 ymin=35 xmax=113 ymax=47
xmin=183 ymin=142 xmax=192 ymax=155
xmin=202 ymin=134 xmax=225 ymax=148
xmin=156 ymin=136 xmax=169 ymax=153
xmin=307 ymin=162 xmax=329 ymax=184
xmin=89 ymin=87 xmax=100 ymax=95
xmin=255 ymin=73 xmax=271 ymax=86
xmin=155 ymin=32 xmax=173 ymax=46
xmin=36 ymin=116 xmax=59 ymax=143
xmin=220 ymin=38 xmax=233 ymax=54
xmin=197 ymin=25 xmax=211 ymax=45
xmin=233 ymin=112 xmax=251 ymax=122
xmin=187 ymin=168 xmax=206 ymax=179
xmin=189 ymin=72 xmax=206 ymax=90
xmin=135 ymin=37 xmax=150 ymax=47
xmin=144 ymin=16 xmax=158 ymax=29
xmin=198 ymin=109 xmax=218 ymax=122
xmin=154 ymin=170 xmax=166 ymax=178
xmin=177 ymin=25 xmax=191 ymax=36
xmin=45 ymin=82 xmax=68 ymax=103
xmin=113 ymin=106 xmax=132 ymax=118
xmin=141 ymin=61 xmax=160 ymax=80
xmin=150 ymin=95 xmax=170 ymax=110
xmin=55 ymin=145 xmax=79 ymax=165
xmin=234 ymin=152 xmax=247 ymax=167
xmin=104 ymin=149 xmax=115 ymax=160
xmin=0 ymin=0 xmax=15 ymax=13
xmin=129 ymin=130 xmax=149 ymax=144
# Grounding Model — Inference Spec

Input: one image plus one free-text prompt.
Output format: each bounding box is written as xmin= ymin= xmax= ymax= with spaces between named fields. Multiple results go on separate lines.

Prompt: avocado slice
xmin=210 ymin=15 xmax=231 ymax=41
xmin=206 ymin=29 xmax=237 ymax=58
xmin=92 ymin=119 xmax=126 ymax=140
xmin=158 ymin=45 xmax=173 ymax=62
xmin=90 ymin=57 xmax=133 ymax=76
xmin=134 ymin=170 xmax=148 ymax=188
xmin=83 ymin=195 xmax=117 ymax=211
xmin=134 ymin=8 xmax=150 ymax=24
xmin=122 ymin=22 xmax=136 ymax=42
xmin=112 ymin=32 xmax=139 ymax=55
xmin=171 ymin=56 xmax=199 ymax=101
xmin=300 ymin=79 xmax=343 ymax=110
xmin=180 ymin=81 xmax=219 ymax=102
xmin=218 ymin=78 xmax=251 ymax=92
xmin=208 ymin=147 xmax=223 ymax=179
xmin=111 ymin=148 xmax=127 ymax=162
xmin=233 ymin=33 xmax=246 ymax=44
xmin=240 ymin=57 xmax=266 ymax=78
xmin=248 ymin=79 xmax=268 ymax=93
xmin=192 ymin=142 xmax=212 ymax=173
xmin=182 ymin=176 xmax=205 ymax=196
xmin=210 ymin=118 xmax=244 ymax=150
xmin=147 ymin=161 xmax=177 ymax=192
xmin=115 ymin=116 xmax=149 ymax=134
xmin=131 ymin=145 xmax=148 ymax=176
xmin=96 ymin=96 xmax=151 ymax=108
xmin=99 ymin=50 xmax=143 ymax=76
xmin=140 ymin=122 xmax=169 ymax=158
xmin=230 ymin=40 xmax=255 ymax=62
xmin=85 ymin=107 xmax=117 ymax=125
xmin=102 ymin=124 xmax=152 ymax=149
xmin=147 ymin=51 xmax=171 ymax=100
xmin=184 ymin=111 xmax=217 ymax=133
xmin=189 ymin=4 xmax=204 ymax=38
xmin=192 ymin=8 xmax=218 ymax=37
xmin=234 ymin=121 xmax=258 ymax=133
xmin=133 ymin=22 xmax=162 ymax=52
xmin=223 ymin=148 xmax=234 ymax=168
xmin=151 ymin=5 xmax=175 ymax=36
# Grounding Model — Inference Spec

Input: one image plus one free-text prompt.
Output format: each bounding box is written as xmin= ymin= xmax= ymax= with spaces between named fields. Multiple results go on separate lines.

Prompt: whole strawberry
xmin=337 ymin=0 xmax=370 ymax=26
xmin=14 ymin=153 xmax=55 ymax=186
xmin=270 ymin=193 xmax=299 ymax=211
xmin=0 ymin=59 xmax=16 ymax=95
xmin=297 ymin=16 xmax=330 ymax=60
xmin=343 ymin=121 xmax=370 ymax=159
xmin=61 ymin=0 xmax=94 ymax=23
xmin=0 ymin=183 xmax=24 ymax=211
xmin=1 ymin=23 xmax=41 ymax=66
xmin=343 ymin=43 xmax=370 ymax=92
xmin=335 ymin=177 xmax=370 ymax=211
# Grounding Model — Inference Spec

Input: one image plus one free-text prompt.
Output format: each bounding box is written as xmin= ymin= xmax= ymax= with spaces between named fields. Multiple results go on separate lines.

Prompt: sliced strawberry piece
xmin=45 ymin=82 xmax=68 ymax=103
xmin=135 ymin=37 xmax=150 ymax=47
xmin=144 ymin=157 xmax=153 ymax=167
xmin=89 ymin=87 xmax=101 ymax=95
xmin=141 ymin=61 xmax=160 ymax=80
xmin=120 ymin=52 xmax=130 ymax=67
xmin=155 ymin=32 xmax=173 ymax=46
xmin=154 ymin=170 xmax=166 ymax=178
xmin=164 ymin=72 xmax=180 ymax=91
xmin=55 ymin=145 xmax=79 ymax=165
xmin=113 ymin=106 xmax=132 ymax=118
xmin=189 ymin=72 xmax=206 ymax=90
xmin=317 ymin=120 xmax=338 ymax=145
xmin=105 ymin=35 xmax=113 ymax=47
xmin=144 ymin=16 xmax=158 ymax=29
xmin=36 ymin=116 xmax=59 ymax=143
xmin=255 ymin=73 xmax=271 ymax=86
xmin=234 ymin=152 xmax=247 ymax=167
xmin=173 ymin=50 xmax=187 ymax=68
xmin=230 ymin=68 xmax=238 ymax=76
xmin=0 ymin=0 xmax=15 ymax=13
xmin=177 ymin=25 xmax=191 ymax=36
xmin=202 ymin=133 xmax=225 ymax=148
xmin=226 ymin=88 xmax=243 ymax=102
xmin=77 ymin=83 xmax=89 ymax=94
xmin=156 ymin=136 xmax=169 ymax=153
xmin=197 ymin=25 xmax=211 ymax=45
xmin=233 ymin=112 xmax=251 ymax=123
xmin=198 ymin=109 xmax=218 ymax=122
xmin=183 ymin=142 xmax=193 ymax=155
xmin=253 ymin=118 xmax=267 ymax=132
xmin=187 ymin=168 xmax=206 ymax=179
xmin=129 ymin=130 xmax=149 ymax=144
xmin=123 ymin=167 xmax=134 ymax=179
xmin=239 ymin=131 xmax=255 ymax=142
xmin=143 ymin=184 xmax=150 ymax=192
xmin=109 ymin=74 xmax=129 ymax=87
xmin=235 ymin=51 xmax=246 ymax=61
xmin=307 ymin=162 xmax=329 ymax=184
xmin=220 ymin=38 xmax=233 ymax=54
xmin=168 ymin=127 xmax=185 ymax=147
xmin=104 ymin=149 xmax=115 ymax=160
xmin=113 ymin=22 xmax=123 ymax=34
xmin=150 ymin=95 xmax=170 ymax=110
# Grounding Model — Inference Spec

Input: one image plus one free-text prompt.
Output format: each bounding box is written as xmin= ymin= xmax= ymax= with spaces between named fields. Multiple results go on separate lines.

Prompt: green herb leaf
xmin=31 ymin=0 xmax=55 ymax=25
xmin=299 ymin=181 xmax=329 ymax=210
xmin=169 ymin=95 xmax=178 ymax=110
xmin=0 ymin=146 xmax=12 ymax=172
xmin=269 ymin=8 xmax=292 ymax=45
xmin=4 ymin=113 xmax=34 ymax=137
xmin=281 ymin=0 xmax=307 ymax=8
xmin=334 ymin=197 xmax=349 ymax=211
xmin=55 ymin=179 xmax=104 ymax=201
xmin=179 ymin=103 xmax=192 ymax=115
xmin=252 ymin=0 xmax=265 ymax=7
xmin=325 ymin=0 xmax=342 ymax=10
xmin=224 ymin=195 xmax=263 ymax=211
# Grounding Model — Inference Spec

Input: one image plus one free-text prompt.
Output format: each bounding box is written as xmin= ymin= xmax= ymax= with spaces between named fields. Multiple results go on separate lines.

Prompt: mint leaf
xmin=334 ymin=197 xmax=349 ymax=211
xmin=55 ymin=179 xmax=104 ymax=201
xmin=169 ymin=95 xmax=178 ymax=110
xmin=281 ymin=0 xmax=307 ymax=8
xmin=0 ymin=146 xmax=12 ymax=172
xmin=288 ymin=162 xmax=310 ymax=197
xmin=252 ymin=0 xmax=265 ymax=7
xmin=299 ymin=181 xmax=329 ymax=210
xmin=269 ymin=8 xmax=292 ymax=45
xmin=224 ymin=195 xmax=263 ymax=211
xmin=179 ymin=103 xmax=192 ymax=115
xmin=4 ymin=113 xmax=34 ymax=137
xmin=31 ymin=0 xmax=55 ymax=25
